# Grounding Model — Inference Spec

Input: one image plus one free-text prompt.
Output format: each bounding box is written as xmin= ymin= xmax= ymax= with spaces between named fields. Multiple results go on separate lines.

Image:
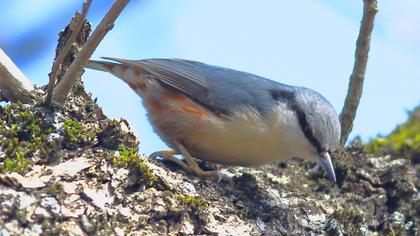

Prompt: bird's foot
xmin=149 ymin=144 xmax=230 ymax=183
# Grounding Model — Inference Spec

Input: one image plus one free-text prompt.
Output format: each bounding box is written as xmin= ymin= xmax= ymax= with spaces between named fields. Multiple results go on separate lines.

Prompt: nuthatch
xmin=86 ymin=58 xmax=340 ymax=182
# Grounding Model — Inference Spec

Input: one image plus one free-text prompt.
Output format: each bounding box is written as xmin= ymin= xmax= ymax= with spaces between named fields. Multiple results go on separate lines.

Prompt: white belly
xmin=183 ymin=105 xmax=317 ymax=166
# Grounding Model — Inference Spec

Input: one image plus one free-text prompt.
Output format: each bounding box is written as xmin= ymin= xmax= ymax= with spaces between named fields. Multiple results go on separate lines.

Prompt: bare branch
xmin=0 ymin=48 xmax=39 ymax=103
xmin=51 ymin=0 xmax=129 ymax=106
xmin=339 ymin=0 xmax=378 ymax=146
xmin=45 ymin=0 xmax=92 ymax=105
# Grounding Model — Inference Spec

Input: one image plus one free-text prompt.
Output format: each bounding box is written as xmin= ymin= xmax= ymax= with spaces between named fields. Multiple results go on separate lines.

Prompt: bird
xmin=85 ymin=58 xmax=341 ymax=182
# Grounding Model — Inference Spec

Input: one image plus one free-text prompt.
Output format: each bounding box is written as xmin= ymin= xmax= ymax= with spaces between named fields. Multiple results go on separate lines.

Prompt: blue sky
xmin=1 ymin=0 xmax=419 ymax=155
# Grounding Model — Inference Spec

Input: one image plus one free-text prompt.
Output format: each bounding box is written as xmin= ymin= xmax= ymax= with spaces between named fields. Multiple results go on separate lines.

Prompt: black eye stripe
xmin=293 ymin=106 xmax=323 ymax=153
xmin=270 ymin=89 xmax=323 ymax=152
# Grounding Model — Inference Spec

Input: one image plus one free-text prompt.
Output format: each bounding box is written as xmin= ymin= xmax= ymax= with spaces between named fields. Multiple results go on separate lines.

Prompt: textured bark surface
xmin=0 ymin=97 xmax=418 ymax=235
xmin=340 ymin=0 xmax=378 ymax=146
xmin=51 ymin=0 xmax=129 ymax=106
xmin=0 ymin=49 xmax=38 ymax=103
xmin=45 ymin=0 xmax=92 ymax=105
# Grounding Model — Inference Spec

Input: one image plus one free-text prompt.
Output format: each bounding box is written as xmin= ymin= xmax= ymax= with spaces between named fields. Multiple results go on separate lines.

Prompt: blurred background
xmin=1 ymin=0 xmax=419 ymax=155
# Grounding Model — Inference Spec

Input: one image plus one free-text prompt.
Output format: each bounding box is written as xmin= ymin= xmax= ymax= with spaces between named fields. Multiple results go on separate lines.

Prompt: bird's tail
xmin=85 ymin=58 xmax=131 ymax=81
xmin=85 ymin=58 xmax=148 ymax=93
xmin=85 ymin=59 xmax=118 ymax=72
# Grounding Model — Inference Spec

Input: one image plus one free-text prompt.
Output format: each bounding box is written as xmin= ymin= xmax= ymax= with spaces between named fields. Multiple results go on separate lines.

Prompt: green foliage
xmin=63 ymin=119 xmax=83 ymax=142
xmin=62 ymin=118 xmax=94 ymax=149
xmin=366 ymin=106 xmax=420 ymax=159
xmin=46 ymin=182 xmax=63 ymax=195
xmin=176 ymin=194 xmax=208 ymax=209
xmin=2 ymin=145 xmax=31 ymax=173
xmin=327 ymin=207 xmax=367 ymax=235
xmin=0 ymin=102 xmax=53 ymax=174
xmin=110 ymin=145 xmax=156 ymax=187
xmin=111 ymin=145 xmax=138 ymax=168
xmin=332 ymin=207 xmax=365 ymax=225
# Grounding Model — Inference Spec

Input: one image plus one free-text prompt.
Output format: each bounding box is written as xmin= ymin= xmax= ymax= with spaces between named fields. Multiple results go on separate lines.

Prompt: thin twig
xmin=45 ymin=0 xmax=92 ymax=105
xmin=0 ymin=48 xmax=39 ymax=103
xmin=339 ymin=0 xmax=378 ymax=146
xmin=52 ymin=0 xmax=129 ymax=106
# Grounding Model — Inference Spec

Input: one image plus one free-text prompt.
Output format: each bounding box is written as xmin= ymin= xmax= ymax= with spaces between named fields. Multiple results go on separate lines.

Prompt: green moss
xmin=95 ymin=169 xmax=109 ymax=183
xmin=40 ymin=220 xmax=62 ymax=236
xmin=330 ymin=207 xmax=367 ymax=235
xmin=63 ymin=118 xmax=83 ymax=142
xmin=110 ymin=145 xmax=156 ymax=187
xmin=2 ymin=146 xmax=31 ymax=173
xmin=334 ymin=207 xmax=365 ymax=224
xmin=62 ymin=118 xmax=94 ymax=149
xmin=46 ymin=182 xmax=64 ymax=195
xmin=240 ymin=209 xmax=249 ymax=219
xmin=366 ymin=106 xmax=420 ymax=159
xmin=162 ymin=190 xmax=173 ymax=197
xmin=0 ymin=102 xmax=54 ymax=174
xmin=176 ymin=194 xmax=208 ymax=209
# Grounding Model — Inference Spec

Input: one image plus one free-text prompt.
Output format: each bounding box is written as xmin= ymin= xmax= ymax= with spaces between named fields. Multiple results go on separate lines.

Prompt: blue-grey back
xmin=132 ymin=58 xmax=295 ymax=114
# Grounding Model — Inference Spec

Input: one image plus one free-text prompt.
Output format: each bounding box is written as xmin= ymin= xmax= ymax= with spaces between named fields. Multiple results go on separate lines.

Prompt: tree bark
xmin=340 ymin=0 xmax=378 ymax=146
xmin=0 ymin=49 xmax=40 ymax=103
xmin=51 ymin=0 xmax=129 ymax=106
xmin=45 ymin=0 xmax=92 ymax=105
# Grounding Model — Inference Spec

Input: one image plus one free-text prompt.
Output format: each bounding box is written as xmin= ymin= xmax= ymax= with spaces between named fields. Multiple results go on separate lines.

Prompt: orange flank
xmin=145 ymin=88 xmax=209 ymax=119
xmin=103 ymin=64 xmax=114 ymax=71
xmin=133 ymin=69 xmax=142 ymax=77
xmin=131 ymin=82 xmax=146 ymax=93
xmin=162 ymin=150 xmax=177 ymax=155
xmin=125 ymin=69 xmax=147 ymax=93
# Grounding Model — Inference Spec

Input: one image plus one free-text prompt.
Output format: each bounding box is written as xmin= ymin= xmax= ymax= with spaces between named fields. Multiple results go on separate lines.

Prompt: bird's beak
xmin=319 ymin=152 xmax=336 ymax=182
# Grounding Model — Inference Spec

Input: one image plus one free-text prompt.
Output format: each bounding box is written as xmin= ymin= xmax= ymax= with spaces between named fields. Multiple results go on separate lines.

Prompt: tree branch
xmin=45 ymin=0 xmax=92 ymax=105
xmin=51 ymin=0 xmax=129 ymax=106
xmin=0 ymin=48 xmax=39 ymax=103
xmin=339 ymin=0 xmax=378 ymax=146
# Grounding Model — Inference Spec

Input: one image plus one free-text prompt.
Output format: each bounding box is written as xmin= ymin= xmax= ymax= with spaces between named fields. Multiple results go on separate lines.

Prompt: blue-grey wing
xmin=104 ymin=58 xmax=294 ymax=114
